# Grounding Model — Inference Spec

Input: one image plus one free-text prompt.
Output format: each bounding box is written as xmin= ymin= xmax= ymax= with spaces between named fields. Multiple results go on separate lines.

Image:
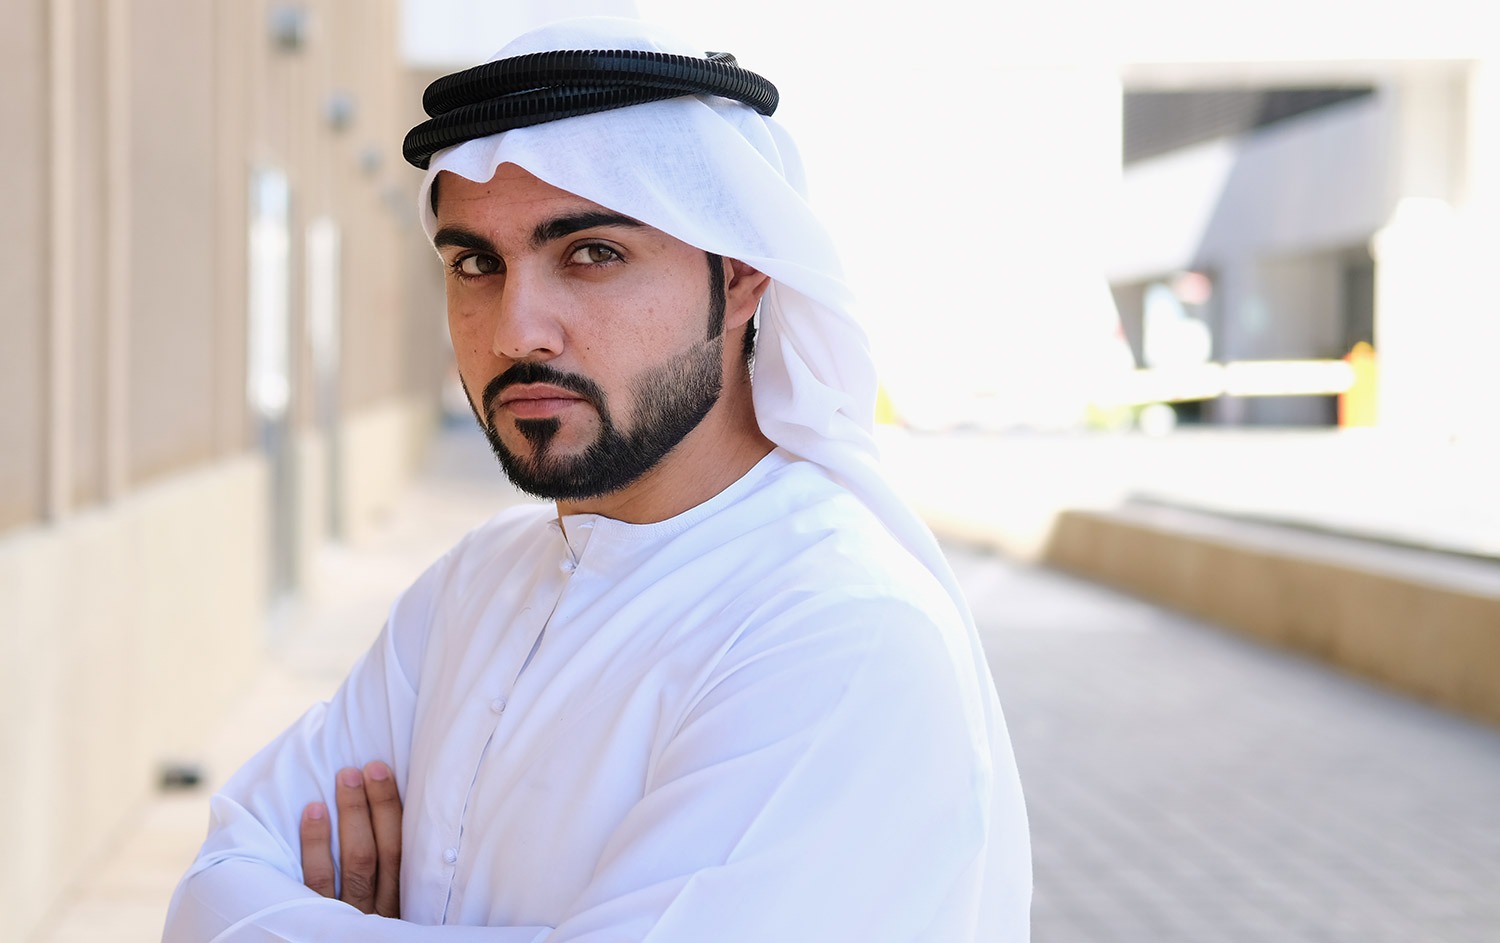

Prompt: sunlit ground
xmin=877 ymin=424 xmax=1498 ymax=563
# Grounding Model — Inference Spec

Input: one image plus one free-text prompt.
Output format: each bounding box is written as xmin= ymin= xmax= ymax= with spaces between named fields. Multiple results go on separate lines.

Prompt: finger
xmin=335 ymin=767 xmax=378 ymax=913
xmin=363 ymin=760 xmax=403 ymax=919
xmin=299 ymin=802 xmax=337 ymax=898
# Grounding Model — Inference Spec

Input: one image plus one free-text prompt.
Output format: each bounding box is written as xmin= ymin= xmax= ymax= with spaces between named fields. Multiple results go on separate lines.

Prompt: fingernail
xmin=306 ymin=802 xmax=327 ymax=821
xmin=339 ymin=768 xmax=363 ymax=788
xmin=367 ymin=763 xmax=390 ymax=782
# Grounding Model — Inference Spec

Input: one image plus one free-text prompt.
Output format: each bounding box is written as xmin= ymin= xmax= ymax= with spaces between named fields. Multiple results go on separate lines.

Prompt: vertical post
xmin=1370 ymin=66 xmax=1466 ymax=436
xmin=306 ymin=217 xmax=343 ymax=538
xmin=46 ymin=0 xmax=77 ymax=520
xmin=1458 ymin=58 xmax=1500 ymax=438
xmin=104 ymin=0 xmax=130 ymax=499
xmin=212 ymin=0 xmax=250 ymax=459
xmin=249 ymin=168 xmax=297 ymax=600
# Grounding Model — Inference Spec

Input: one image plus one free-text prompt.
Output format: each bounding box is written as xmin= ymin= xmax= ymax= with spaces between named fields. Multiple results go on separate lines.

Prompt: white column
xmin=1369 ymin=66 xmax=1474 ymax=436
xmin=1454 ymin=58 xmax=1500 ymax=440
xmin=1371 ymin=199 xmax=1470 ymax=435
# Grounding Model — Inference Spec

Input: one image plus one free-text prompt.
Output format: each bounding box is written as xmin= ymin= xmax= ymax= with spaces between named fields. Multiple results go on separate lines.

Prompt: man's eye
xmin=455 ymin=254 xmax=501 ymax=277
xmin=569 ymin=244 xmax=620 ymax=265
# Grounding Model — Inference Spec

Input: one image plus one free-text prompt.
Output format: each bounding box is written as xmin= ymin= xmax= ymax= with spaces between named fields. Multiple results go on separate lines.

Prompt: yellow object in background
xmin=1340 ymin=341 xmax=1379 ymax=427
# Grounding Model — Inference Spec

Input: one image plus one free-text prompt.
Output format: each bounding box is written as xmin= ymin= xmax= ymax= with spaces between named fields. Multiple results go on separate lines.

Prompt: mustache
xmin=481 ymin=362 xmax=606 ymax=420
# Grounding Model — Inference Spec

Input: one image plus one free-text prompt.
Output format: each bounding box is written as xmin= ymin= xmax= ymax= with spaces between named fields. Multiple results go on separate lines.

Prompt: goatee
xmin=469 ymin=337 xmax=723 ymax=501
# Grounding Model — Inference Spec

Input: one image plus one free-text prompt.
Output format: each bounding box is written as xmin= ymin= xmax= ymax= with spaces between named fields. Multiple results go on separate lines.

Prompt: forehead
xmin=435 ymin=164 xmax=611 ymax=226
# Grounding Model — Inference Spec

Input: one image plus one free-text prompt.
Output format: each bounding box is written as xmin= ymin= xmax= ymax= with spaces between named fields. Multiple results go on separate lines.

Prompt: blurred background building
xmin=3 ymin=1 xmax=1497 ymax=940
xmin=1110 ymin=59 xmax=1499 ymax=434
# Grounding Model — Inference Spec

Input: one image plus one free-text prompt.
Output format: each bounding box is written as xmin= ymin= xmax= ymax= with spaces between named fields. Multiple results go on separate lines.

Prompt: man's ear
xmin=723 ymin=258 xmax=772 ymax=331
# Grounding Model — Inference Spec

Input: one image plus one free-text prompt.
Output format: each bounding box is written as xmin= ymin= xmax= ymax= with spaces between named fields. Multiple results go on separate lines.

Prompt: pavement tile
xmin=968 ymin=549 xmax=1500 ymax=943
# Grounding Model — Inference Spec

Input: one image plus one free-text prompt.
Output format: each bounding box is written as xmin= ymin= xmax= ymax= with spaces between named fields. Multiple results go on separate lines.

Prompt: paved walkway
xmin=37 ymin=429 xmax=1500 ymax=942
xmin=959 ymin=551 xmax=1500 ymax=942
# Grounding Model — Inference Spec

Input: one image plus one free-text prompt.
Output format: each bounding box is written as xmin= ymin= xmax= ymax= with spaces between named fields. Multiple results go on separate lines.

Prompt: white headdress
xmin=417 ymin=15 xmax=953 ymax=621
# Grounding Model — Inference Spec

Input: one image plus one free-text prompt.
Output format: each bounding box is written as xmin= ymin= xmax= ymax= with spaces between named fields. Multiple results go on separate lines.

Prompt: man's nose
xmin=492 ymin=268 xmax=563 ymax=361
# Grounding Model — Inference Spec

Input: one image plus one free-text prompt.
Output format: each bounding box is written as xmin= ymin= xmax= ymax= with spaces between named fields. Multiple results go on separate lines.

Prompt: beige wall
xmin=338 ymin=397 xmax=438 ymax=545
xmin=1 ymin=2 xmax=443 ymax=938
xmin=129 ymin=0 xmax=225 ymax=486
xmin=403 ymin=69 xmax=457 ymax=401
xmin=1044 ymin=506 xmax=1500 ymax=730
xmin=0 ymin=0 xmax=444 ymax=534
xmin=0 ymin=457 xmax=269 ymax=941
xmin=0 ymin=1 xmax=49 ymax=532
xmin=69 ymin=0 xmax=108 ymax=508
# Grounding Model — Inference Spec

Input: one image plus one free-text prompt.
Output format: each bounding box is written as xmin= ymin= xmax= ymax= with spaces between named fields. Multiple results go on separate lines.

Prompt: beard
xmin=469 ymin=334 xmax=725 ymax=501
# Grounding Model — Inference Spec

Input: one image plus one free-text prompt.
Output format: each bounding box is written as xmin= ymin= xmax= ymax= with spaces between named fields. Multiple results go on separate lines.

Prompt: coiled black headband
xmin=402 ymin=49 xmax=779 ymax=170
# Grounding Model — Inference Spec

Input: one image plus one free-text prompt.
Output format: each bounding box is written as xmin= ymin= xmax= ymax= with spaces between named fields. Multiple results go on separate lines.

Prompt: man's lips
xmin=496 ymin=383 xmax=587 ymax=406
xmin=494 ymin=383 xmax=591 ymax=420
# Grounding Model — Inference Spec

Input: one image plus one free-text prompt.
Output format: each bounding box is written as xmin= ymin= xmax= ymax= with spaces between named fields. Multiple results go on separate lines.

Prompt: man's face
xmin=434 ymin=164 xmax=728 ymax=501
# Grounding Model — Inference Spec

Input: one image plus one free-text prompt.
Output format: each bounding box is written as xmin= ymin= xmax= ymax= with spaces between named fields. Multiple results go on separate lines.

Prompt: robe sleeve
xmin=541 ymin=590 xmax=1022 ymax=942
xmin=160 ymin=550 xmax=552 ymax=943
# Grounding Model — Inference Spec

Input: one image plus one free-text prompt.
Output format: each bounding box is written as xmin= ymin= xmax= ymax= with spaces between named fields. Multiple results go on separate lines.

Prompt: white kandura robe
xmin=163 ymin=451 xmax=1031 ymax=941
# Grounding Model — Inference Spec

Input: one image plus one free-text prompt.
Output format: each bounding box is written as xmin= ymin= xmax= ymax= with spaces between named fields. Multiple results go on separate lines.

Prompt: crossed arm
xmin=168 ymin=587 xmax=1026 ymax=941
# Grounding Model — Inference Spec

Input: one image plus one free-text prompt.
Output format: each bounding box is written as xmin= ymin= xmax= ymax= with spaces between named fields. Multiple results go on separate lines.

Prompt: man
xmin=164 ymin=16 xmax=1030 ymax=942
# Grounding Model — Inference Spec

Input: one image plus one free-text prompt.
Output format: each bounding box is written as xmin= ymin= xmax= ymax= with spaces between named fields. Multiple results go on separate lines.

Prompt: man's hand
xmin=300 ymin=760 xmax=403 ymax=918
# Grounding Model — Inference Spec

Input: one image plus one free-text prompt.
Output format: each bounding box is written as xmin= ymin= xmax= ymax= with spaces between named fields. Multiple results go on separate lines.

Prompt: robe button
xmin=491 ymin=697 xmax=507 ymax=714
xmin=443 ymin=847 xmax=458 ymax=864
xmin=559 ymin=558 xmax=577 ymax=573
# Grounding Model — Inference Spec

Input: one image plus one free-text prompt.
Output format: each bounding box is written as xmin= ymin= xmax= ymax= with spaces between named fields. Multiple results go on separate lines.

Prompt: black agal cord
xmin=403 ymin=49 xmax=779 ymax=169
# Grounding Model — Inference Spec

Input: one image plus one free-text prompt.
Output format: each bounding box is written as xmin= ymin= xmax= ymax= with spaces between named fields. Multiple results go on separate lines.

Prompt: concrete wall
xmin=0 ymin=459 xmax=268 ymax=940
xmin=885 ymin=427 xmax=1500 ymax=730
xmin=339 ymin=398 xmax=440 ymax=545
xmin=1106 ymin=61 xmax=1497 ymax=434
xmin=0 ymin=0 xmax=69 ymax=530
xmin=0 ymin=2 xmax=443 ymax=938
xmin=1043 ymin=504 xmax=1500 ymax=730
xmin=1103 ymin=93 xmax=1397 ymax=427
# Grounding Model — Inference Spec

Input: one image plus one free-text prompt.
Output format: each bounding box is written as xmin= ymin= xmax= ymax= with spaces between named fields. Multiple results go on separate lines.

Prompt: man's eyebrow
xmin=531 ymin=212 xmax=644 ymax=249
xmin=432 ymin=226 xmax=497 ymax=253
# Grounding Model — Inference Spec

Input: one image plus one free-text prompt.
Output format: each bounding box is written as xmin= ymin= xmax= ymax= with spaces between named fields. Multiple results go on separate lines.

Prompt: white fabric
xmin=164 ymin=452 xmax=1030 ymax=941
xmin=414 ymin=25 xmax=1023 ymax=880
